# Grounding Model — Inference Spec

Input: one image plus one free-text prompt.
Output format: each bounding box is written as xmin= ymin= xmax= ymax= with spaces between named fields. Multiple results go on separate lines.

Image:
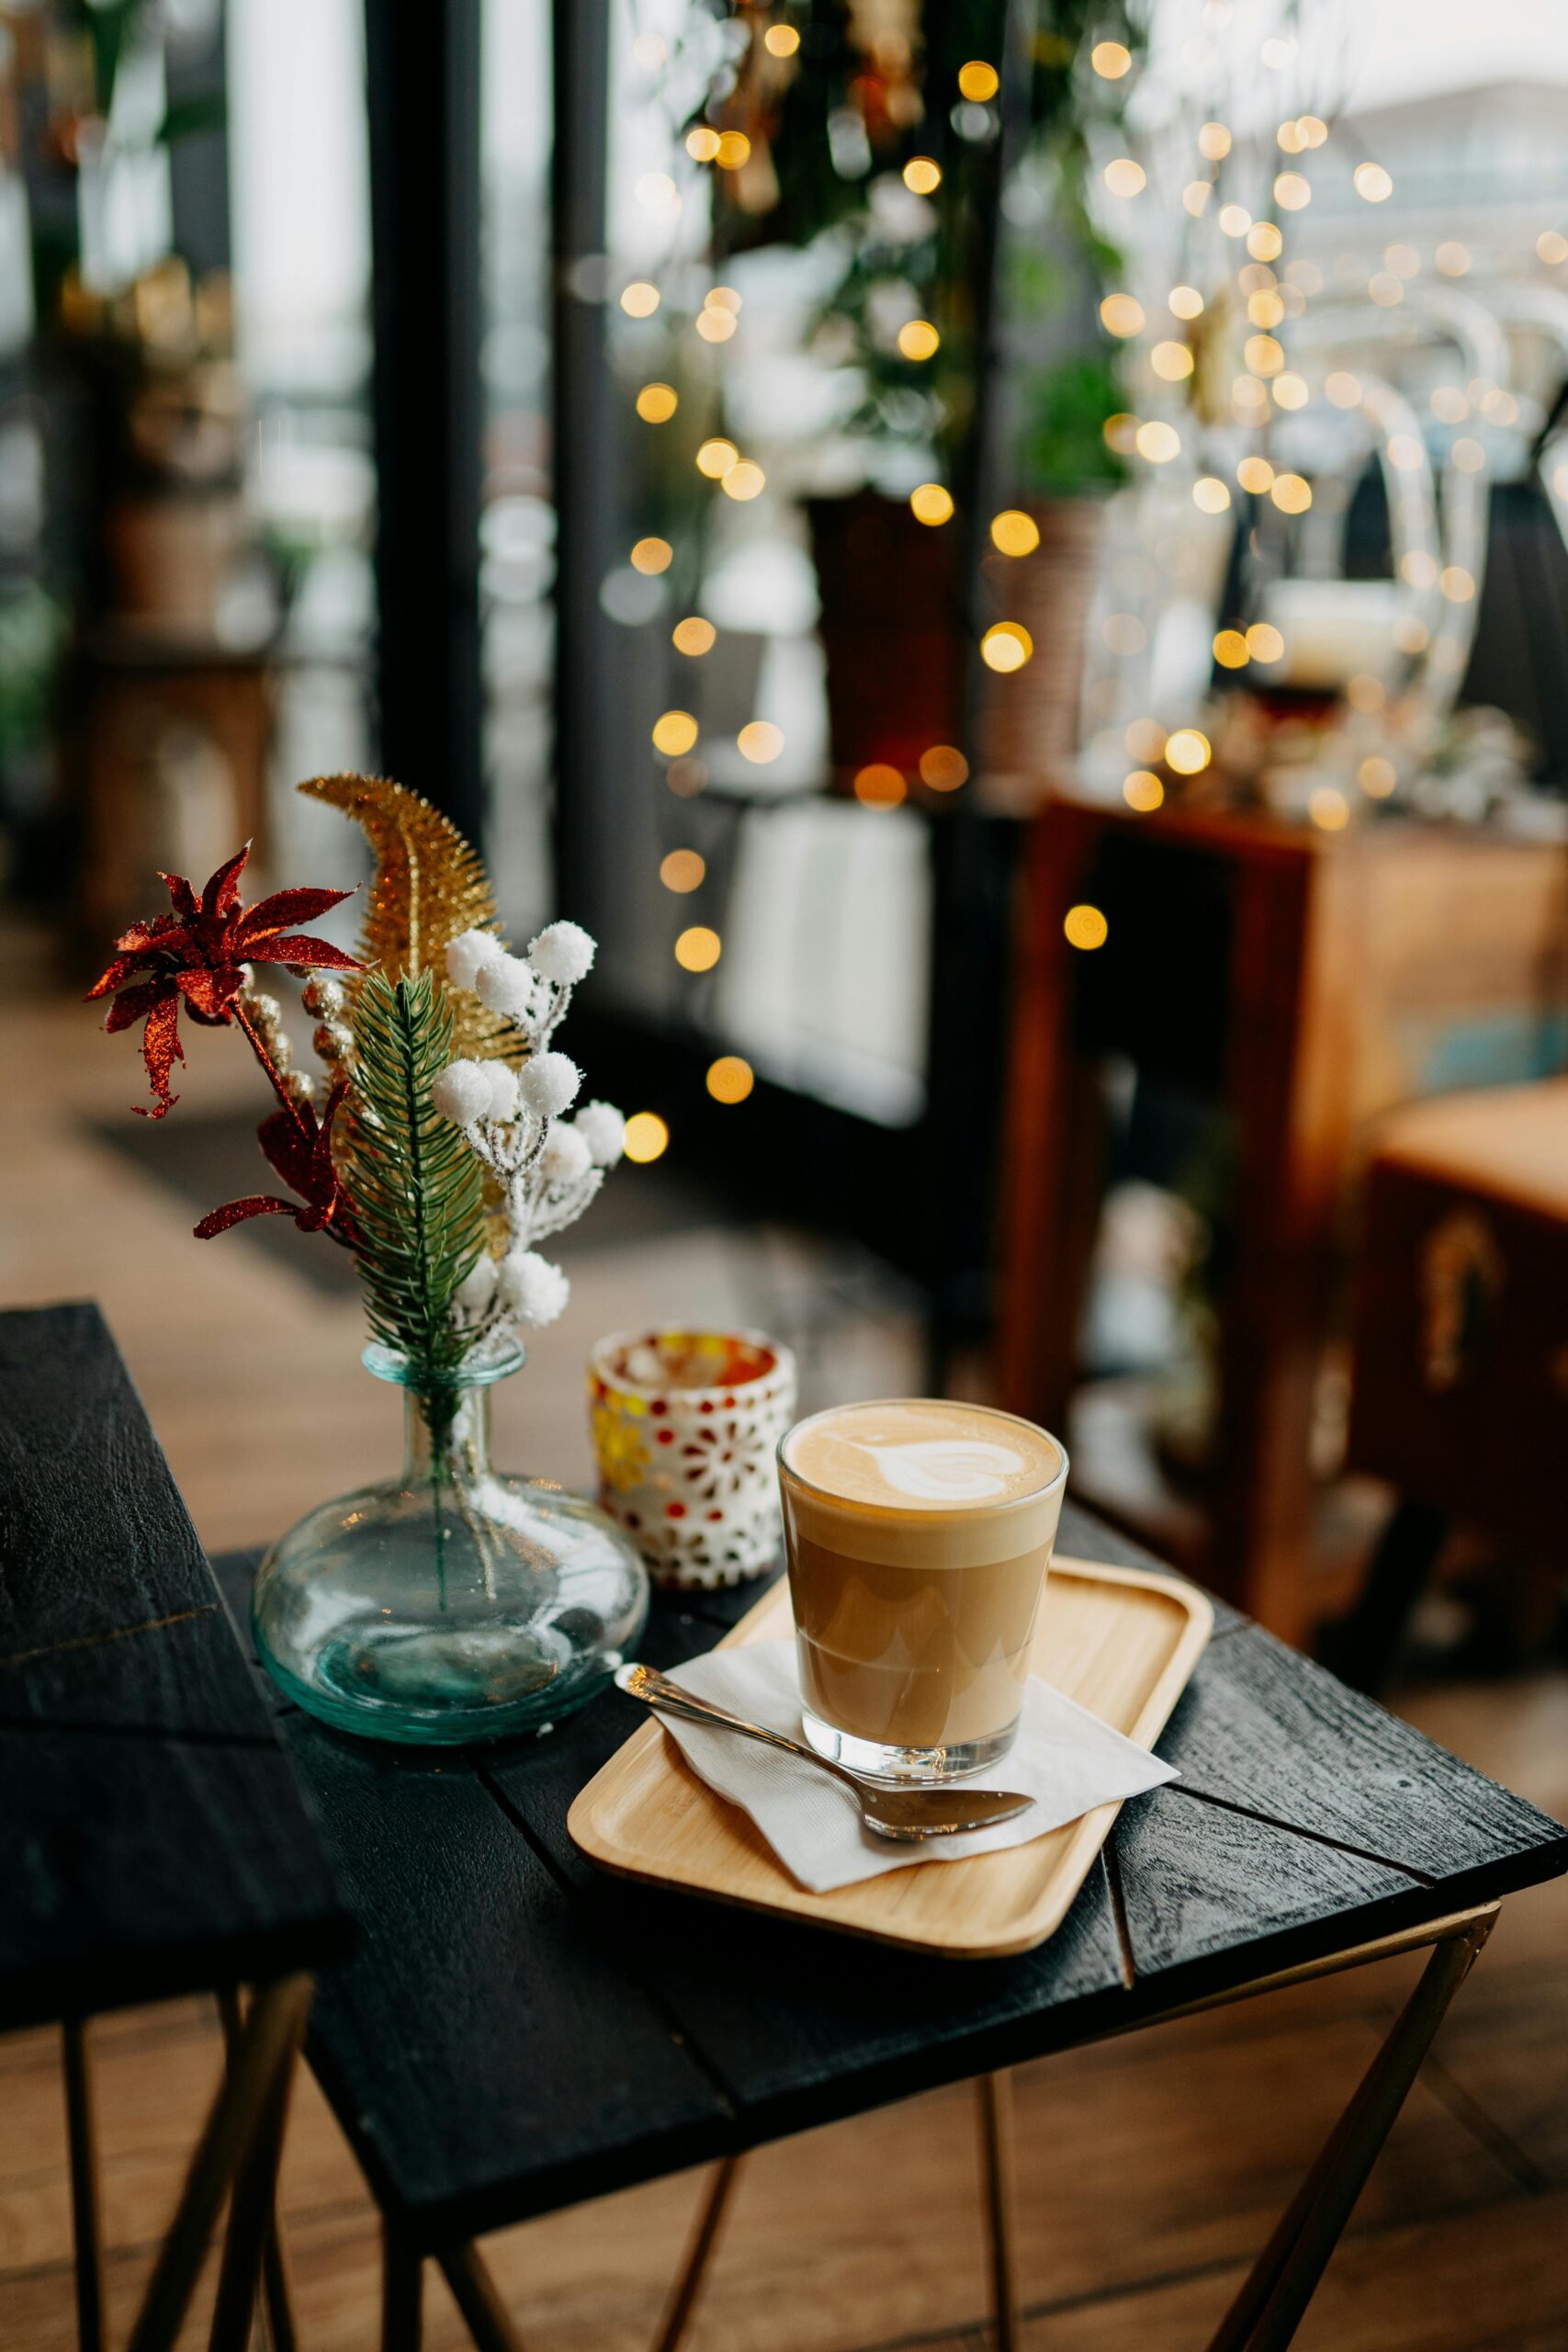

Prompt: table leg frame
xmin=62 ymin=2018 xmax=106 ymax=2352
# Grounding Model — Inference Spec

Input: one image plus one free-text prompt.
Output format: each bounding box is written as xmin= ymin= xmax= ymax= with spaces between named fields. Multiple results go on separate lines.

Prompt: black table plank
xmin=279 ymin=1714 xmax=734 ymax=2247
xmin=0 ymin=1306 xmax=347 ymax=2027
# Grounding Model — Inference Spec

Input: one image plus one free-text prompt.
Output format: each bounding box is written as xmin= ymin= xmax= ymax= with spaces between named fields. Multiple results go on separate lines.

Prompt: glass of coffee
xmin=777 ymin=1399 xmax=1067 ymax=1783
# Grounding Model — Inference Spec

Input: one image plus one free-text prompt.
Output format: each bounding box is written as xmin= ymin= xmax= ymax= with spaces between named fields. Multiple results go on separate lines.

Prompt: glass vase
xmin=253 ymin=1341 xmax=649 ymax=1745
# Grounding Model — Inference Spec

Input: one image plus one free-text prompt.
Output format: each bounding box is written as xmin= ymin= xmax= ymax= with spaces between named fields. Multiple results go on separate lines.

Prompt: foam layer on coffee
xmin=780 ymin=1401 xmax=1064 ymax=1568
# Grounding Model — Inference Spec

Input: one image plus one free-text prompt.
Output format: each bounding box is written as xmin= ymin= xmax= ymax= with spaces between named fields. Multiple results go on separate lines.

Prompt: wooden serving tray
xmin=569 ymin=1555 xmax=1213 ymax=1959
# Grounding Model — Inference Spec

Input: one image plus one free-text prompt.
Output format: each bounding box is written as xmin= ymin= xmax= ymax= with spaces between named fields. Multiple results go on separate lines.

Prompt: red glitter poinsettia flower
xmin=194 ymin=1078 xmax=361 ymax=1250
xmin=86 ymin=843 xmax=361 ymax=1116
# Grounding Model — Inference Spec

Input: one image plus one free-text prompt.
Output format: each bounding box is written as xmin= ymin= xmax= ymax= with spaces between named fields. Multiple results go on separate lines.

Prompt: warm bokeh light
xmin=1122 ymin=769 xmax=1164 ymax=811
xmin=1100 ymin=292 xmax=1145 ymax=337
xmin=1387 ymin=435 xmax=1423 ymax=472
xmin=897 ymin=320 xmax=941 ymax=361
xmin=1165 ymin=729 xmax=1211 ymax=775
xmin=1259 ymin=34 xmax=1297 ymax=68
xmin=1213 ymin=629 xmax=1249 ymax=669
xmin=1274 ymin=172 xmax=1311 ymax=210
xmin=1386 ymin=244 xmax=1420 ymax=279
xmin=737 ymin=720 xmax=784 ymax=762
xmin=1277 ymin=119 xmax=1303 ymax=154
xmin=1103 ymin=158 xmax=1146 ymax=198
xmin=672 ymin=616 xmax=716 ymax=656
xmin=919 ymin=744 xmax=969 ymax=790
xmin=1400 ymin=551 xmax=1438 ymax=588
xmin=660 ymin=850 xmax=705 ymax=893
xmin=1359 ymin=756 xmax=1397 ymax=797
xmin=1193 ymin=476 xmax=1232 ymax=514
xmin=666 ymin=757 xmax=708 ymax=797
xmin=722 ymin=460 xmax=766 ymax=501
xmin=708 ymin=286 xmax=743 ymax=313
xmin=763 ymin=23 xmax=800 ymax=56
xmin=958 ymin=60 xmax=998 ymax=100
xmin=1183 ymin=181 xmax=1212 ymax=217
xmin=1354 ymin=163 xmax=1393 ymax=203
xmin=695 ymin=309 xmax=737 ymax=344
xmin=636 ymin=172 xmax=678 ymax=213
xmin=1151 ymin=341 xmax=1194 ymax=381
xmin=1393 ymin=615 xmax=1429 ymax=653
xmin=1440 ymin=566 xmax=1476 ymax=603
xmin=696 ymin=438 xmax=739 ymax=479
xmin=910 ymin=482 xmax=954 ymax=526
xmin=1247 ymin=288 xmax=1285 ymax=328
xmin=1298 ymin=116 xmax=1328 ymax=148
xmin=1064 ymin=904 xmax=1109 ymax=950
xmin=1451 ymin=438 xmax=1484 ymax=473
xmin=1538 ymin=231 xmax=1568 ymax=266
xmin=853 ymin=763 xmax=906 ymax=807
xmin=631 ymin=537 xmax=673 ymax=574
xmin=1309 ymin=787 xmax=1349 ymax=831
xmin=1169 ymin=285 xmax=1204 ymax=320
xmin=716 ymin=130 xmax=751 ymax=169
xmin=1347 ymin=673 xmax=1385 ymax=711
xmin=980 ymin=623 xmax=1033 ymax=673
xmin=1198 ymin=120 xmax=1232 ymax=160
xmin=706 ymin=1056 xmax=755 ymax=1104
xmin=1435 ymin=242 xmax=1470 ymax=277
xmin=620 ymin=280 xmax=660 ymax=318
xmin=674 ymin=925 xmax=722 ymax=972
xmin=1273 ymin=373 xmax=1309 ymax=411
xmin=990 ymin=508 xmax=1040 ymax=555
xmin=1103 ymin=613 xmax=1146 ymax=656
xmin=1245 ymin=334 xmax=1283 ymax=377
xmin=652 ymin=709 xmax=698 ymax=756
xmin=903 ymin=157 xmax=942 ymax=195
xmin=1270 ymin=473 xmax=1312 ymax=514
xmin=1369 ymin=273 xmax=1404 ymax=307
xmin=1246 ymin=623 xmax=1284 ymax=662
xmin=1236 ymin=457 xmax=1275 ymax=494
xmin=1247 ymin=220 xmax=1284 ymax=261
xmin=685 ymin=127 xmax=721 ymax=162
xmin=636 ymin=382 xmax=678 ymax=424
xmin=1135 ymin=420 xmax=1180 ymax=463
xmin=1103 ymin=412 xmax=1140 ymax=454
xmin=1325 ymin=371 xmax=1362 ymax=409
xmin=1218 ymin=204 xmax=1251 ymax=239
xmin=623 ymin=1113 xmax=670 ymax=1162
xmin=1091 ymin=40 xmax=1132 ymax=77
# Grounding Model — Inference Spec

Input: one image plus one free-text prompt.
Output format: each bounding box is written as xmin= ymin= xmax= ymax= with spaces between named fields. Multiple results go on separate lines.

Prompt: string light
xmin=1247 ymin=221 xmax=1284 ymax=262
xmin=652 ymin=710 xmax=698 ymax=756
xmin=1182 ymin=181 xmax=1213 ymax=216
xmin=1435 ymin=242 xmax=1470 ymax=276
xmin=1103 ymin=413 xmax=1140 ymax=454
xmin=1151 ymin=341 xmax=1194 ymax=380
xmin=1277 ymin=119 xmax=1303 ymax=153
xmin=696 ymin=437 xmax=739 ymax=477
xmin=910 ymin=482 xmax=954 ymax=525
xmin=1440 ymin=566 xmax=1475 ymax=602
xmin=1298 ymin=116 xmax=1328 ymax=148
xmin=737 ymin=720 xmax=784 ymax=761
xmin=981 ymin=623 xmax=1032 ymax=672
xmin=853 ymin=763 xmax=906 ymax=806
xmin=1274 ymin=173 xmax=1311 ymax=210
xmin=763 ymin=23 xmax=800 ymax=56
xmin=958 ymin=60 xmax=998 ymax=100
xmin=1347 ymin=673 xmax=1384 ymax=709
xmin=1369 ymin=274 xmax=1403 ymax=306
xmin=621 ymin=281 xmax=660 ymax=317
xmin=666 ymin=759 xmax=708 ymax=797
xmin=1309 ymin=787 xmax=1349 ymax=831
xmin=1402 ymin=551 xmax=1438 ymax=587
xmin=1103 ymin=613 xmax=1146 ymax=655
xmin=1272 ymin=373 xmax=1309 ymax=410
xmin=672 ymin=616 xmax=716 ymax=655
xmin=1359 ymin=757 xmax=1397 ymax=797
xmin=904 ymin=157 xmax=942 ymax=195
xmin=1198 ymin=121 xmax=1232 ymax=160
xmin=708 ymin=287 xmax=743 ymax=313
xmin=722 ymin=459 xmax=766 ymax=500
xmin=1259 ymin=33 xmax=1297 ymax=67
xmin=660 ymin=850 xmax=705 ymax=892
xmin=1325 ymin=371 xmax=1362 ymax=408
xmin=897 ymin=320 xmax=941 ymax=360
xmin=1354 ymin=163 xmax=1393 ymax=202
xmin=636 ymin=172 xmax=679 ymax=213
xmin=1091 ymin=40 xmax=1132 ymax=77
xmin=1385 ymin=243 xmax=1420 ymax=277
xmin=1246 ymin=623 xmax=1285 ymax=661
xmin=674 ymin=926 xmax=721 ymax=971
xmin=1134 ymin=420 xmax=1180 ymax=462
xmin=1213 ymin=629 xmax=1249 ymax=668
xmin=716 ymin=130 xmax=750 ymax=169
xmin=1100 ymin=293 xmax=1145 ymax=337
xmin=696 ymin=307 xmax=737 ymax=344
xmin=623 ymin=1113 xmax=670 ymax=1162
xmin=1122 ymin=770 xmax=1164 ymax=810
xmin=631 ymin=537 xmax=673 ymax=573
xmin=1165 ymin=729 xmax=1211 ymax=774
xmin=1169 ymin=285 xmax=1204 ymax=319
xmin=1103 ymin=158 xmax=1146 ymax=198
xmin=685 ymin=127 xmax=721 ymax=162
xmin=919 ymin=745 xmax=968 ymax=789
xmin=1270 ymin=474 xmax=1312 ymax=514
xmin=1064 ymin=904 xmax=1109 ymax=950
xmin=1386 ymin=435 xmax=1423 ymax=471
xmin=706 ymin=1056 xmax=754 ymax=1103
xmin=1218 ymin=204 xmax=1252 ymax=238
xmin=1451 ymin=437 xmax=1484 ymax=472
xmin=1193 ymin=477 xmax=1232 ymax=513
xmin=636 ymin=383 xmax=678 ymax=423
xmin=1245 ymin=334 xmax=1284 ymax=376
xmin=1538 ymin=232 xmax=1568 ymax=265
xmin=990 ymin=509 xmax=1040 ymax=555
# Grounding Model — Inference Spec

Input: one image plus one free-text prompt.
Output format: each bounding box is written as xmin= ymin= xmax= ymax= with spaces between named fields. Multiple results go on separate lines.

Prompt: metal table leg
xmin=381 ymin=2227 xmax=423 ymax=2352
xmin=975 ymin=2073 xmax=1021 ymax=2352
xmin=649 ymin=2154 xmax=745 ymax=2352
xmin=62 ymin=2018 xmax=106 ymax=2352
xmin=219 ymin=1989 xmax=300 ymax=2352
xmin=439 ymin=2243 xmax=528 ymax=2352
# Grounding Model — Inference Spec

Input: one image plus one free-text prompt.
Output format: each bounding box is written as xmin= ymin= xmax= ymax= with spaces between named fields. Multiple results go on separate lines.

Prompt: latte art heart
xmin=850 ymin=1439 xmax=1026 ymax=1504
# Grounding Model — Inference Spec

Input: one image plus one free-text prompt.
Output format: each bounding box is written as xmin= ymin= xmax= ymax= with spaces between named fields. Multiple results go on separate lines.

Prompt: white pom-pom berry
xmin=573 ymin=1100 xmax=626 ymax=1167
xmin=518 ymin=1051 xmax=581 ymax=1118
xmin=483 ymin=1061 xmax=519 ymax=1122
xmin=499 ymin=1249 xmax=570 ymax=1327
xmin=540 ymin=1123 xmax=592 ymax=1186
xmin=455 ymin=1253 xmax=499 ymax=1313
xmin=527 ymin=920 xmax=596 ymax=986
xmin=474 ymin=951 xmax=536 ymax=1021
xmin=432 ymin=1060 xmax=492 ymax=1125
xmin=446 ymin=928 xmax=500 ymax=993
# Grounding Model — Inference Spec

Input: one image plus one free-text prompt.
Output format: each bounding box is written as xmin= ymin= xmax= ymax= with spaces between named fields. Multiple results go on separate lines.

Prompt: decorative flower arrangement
xmin=89 ymin=775 xmax=626 ymax=1376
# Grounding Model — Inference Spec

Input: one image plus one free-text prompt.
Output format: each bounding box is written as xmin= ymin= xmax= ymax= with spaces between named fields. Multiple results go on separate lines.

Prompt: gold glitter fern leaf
xmin=298 ymin=773 xmax=522 ymax=1066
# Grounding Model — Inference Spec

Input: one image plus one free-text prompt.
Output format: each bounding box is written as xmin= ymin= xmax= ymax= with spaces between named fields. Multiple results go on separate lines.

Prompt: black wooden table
xmin=211 ymin=1500 xmax=1568 ymax=2352
xmin=0 ymin=1305 xmax=349 ymax=2352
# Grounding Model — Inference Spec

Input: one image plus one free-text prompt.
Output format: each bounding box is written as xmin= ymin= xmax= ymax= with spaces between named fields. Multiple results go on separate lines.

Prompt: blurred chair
xmin=1337 ymin=1080 xmax=1568 ymax=1690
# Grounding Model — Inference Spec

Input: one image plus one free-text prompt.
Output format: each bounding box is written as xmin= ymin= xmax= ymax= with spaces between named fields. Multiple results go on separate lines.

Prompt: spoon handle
xmin=615 ymin=1661 xmax=862 ymax=1791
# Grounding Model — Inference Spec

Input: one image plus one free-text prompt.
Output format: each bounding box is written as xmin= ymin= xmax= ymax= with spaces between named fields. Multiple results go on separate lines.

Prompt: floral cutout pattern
xmin=587 ymin=1328 xmax=797 ymax=1589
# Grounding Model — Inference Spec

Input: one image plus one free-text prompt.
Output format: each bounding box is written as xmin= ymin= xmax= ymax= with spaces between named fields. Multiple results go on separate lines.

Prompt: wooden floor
xmin=4 ymin=971 xmax=1568 ymax=2350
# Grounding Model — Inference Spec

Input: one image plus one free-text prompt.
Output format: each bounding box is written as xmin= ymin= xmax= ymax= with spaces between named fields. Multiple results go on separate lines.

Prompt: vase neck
xmin=403 ymin=1384 xmax=493 ymax=1483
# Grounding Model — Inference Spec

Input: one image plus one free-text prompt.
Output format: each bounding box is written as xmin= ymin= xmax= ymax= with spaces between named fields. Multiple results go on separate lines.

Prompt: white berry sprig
xmin=432 ymin=921 xmax=626 ymax=1341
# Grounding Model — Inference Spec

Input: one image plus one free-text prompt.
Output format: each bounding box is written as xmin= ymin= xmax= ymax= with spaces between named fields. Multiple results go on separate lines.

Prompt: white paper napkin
xmin=656 ymin=1640 xmax=1177 ymax=1893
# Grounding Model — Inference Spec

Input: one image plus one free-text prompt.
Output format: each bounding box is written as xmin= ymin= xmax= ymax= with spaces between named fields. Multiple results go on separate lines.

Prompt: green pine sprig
xmin=347 ymin=969 xmax=488 ymax=1377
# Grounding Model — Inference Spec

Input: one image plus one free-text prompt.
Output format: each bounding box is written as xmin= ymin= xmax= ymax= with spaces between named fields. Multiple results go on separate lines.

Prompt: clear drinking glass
xmin=777 ymin=1399 xmax=1067 ymax=1783
xmin=253 ymin=1342 xmax=649 ymax=1744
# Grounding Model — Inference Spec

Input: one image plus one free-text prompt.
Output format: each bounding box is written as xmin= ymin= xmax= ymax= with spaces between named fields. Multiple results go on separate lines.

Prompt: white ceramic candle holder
xmin=587 ymin=1328 xmax=798 ymax=1589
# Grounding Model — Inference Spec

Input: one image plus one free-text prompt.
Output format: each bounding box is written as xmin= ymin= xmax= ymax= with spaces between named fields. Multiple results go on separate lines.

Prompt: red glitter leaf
xmin=200 ymin=843 xmax=251 ymax=922
xmin=259 ymin=933 xmax=362 ymax=973
xmin=236 ymin=885 xmax=355 ymax=941
xmin=134 ymin=991 xmax=185 ymax=1119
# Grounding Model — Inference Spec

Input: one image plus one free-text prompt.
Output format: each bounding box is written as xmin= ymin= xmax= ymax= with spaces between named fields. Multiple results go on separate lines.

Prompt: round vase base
xmin=261 ymin=1615 xmax=615 ymax=1746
